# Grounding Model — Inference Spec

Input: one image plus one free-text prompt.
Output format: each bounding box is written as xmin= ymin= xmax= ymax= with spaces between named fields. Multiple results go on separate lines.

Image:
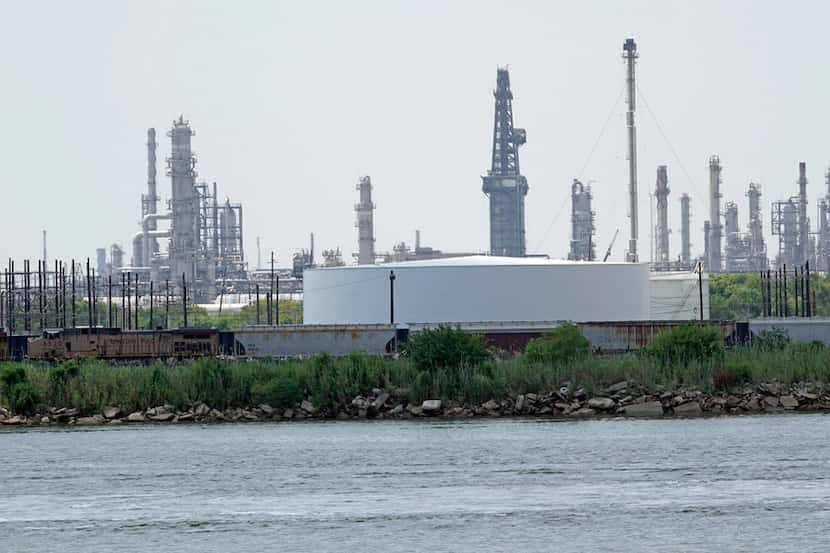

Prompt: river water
xmin=2 ymin=415 xmax=829 ymax=552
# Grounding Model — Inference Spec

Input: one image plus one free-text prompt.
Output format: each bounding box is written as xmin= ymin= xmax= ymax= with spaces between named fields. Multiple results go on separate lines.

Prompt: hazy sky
xmin=2 ymin=1 xmax=829 ymax=267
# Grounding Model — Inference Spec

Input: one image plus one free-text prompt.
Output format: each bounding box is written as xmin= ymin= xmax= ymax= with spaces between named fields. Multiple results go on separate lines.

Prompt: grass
xmin=3 ymin=345 xmax=830 ymax=416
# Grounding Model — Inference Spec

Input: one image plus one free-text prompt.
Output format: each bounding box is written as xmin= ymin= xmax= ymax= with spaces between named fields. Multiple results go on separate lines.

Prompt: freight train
xmin=1 ymin=321 xmax=747 ymax=362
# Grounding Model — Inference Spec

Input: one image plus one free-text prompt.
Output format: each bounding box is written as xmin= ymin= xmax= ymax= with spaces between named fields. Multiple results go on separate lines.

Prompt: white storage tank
xmin=649 ymin=271 xmax=709 ymax=320
xmin=303 ymin=256 xmax=651 ymax=325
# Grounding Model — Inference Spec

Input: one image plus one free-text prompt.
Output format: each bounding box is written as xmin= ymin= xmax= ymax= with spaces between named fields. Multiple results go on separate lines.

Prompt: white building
xmin=303 ymin=256 xmax=708 ymax=325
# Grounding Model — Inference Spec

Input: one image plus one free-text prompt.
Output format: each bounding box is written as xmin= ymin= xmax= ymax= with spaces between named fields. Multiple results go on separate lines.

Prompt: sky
xmin=1 ymin=0 xmax=829 ymax=268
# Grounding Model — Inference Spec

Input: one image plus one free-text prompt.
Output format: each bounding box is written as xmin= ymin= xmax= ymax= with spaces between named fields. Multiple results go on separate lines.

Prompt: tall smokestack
xmin=708 ymin=155 xmax=722 ymax=272
xmin=680 ymin=193 xmax=691 ymax=268
xmin=355 ymin=176 xmax=375 ymax=264
xmin=654 ymin=166 xmax=670 ymax=264
xmin=798 ymin=161 xmax=808 ymax=264
xmin=144 ymin=128 xmax=158 ymax=266
xmin=623 ymin=38 xmax=639 ymax=263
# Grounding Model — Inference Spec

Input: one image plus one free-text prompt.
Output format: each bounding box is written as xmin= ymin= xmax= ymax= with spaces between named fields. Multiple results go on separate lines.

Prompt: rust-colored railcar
xmin=27 ymin=328 xmax=219 ymax=361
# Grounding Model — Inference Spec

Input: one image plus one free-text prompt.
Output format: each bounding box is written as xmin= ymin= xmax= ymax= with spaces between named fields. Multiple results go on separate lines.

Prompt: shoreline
xmin=2 ymin=381 xmax=826 ymax=427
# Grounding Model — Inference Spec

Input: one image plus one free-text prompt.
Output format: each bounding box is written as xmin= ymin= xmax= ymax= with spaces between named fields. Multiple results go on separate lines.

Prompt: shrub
xmin=713 ymin=357 xmax=753 ymax=391
xmin=0 ymin=365 xmax=26 ymax=390
xmin=0 ymin=365 xmax=39 ymax=415
xmin=251 ymin=377 xmax=303 ymax=408
xmin=524 ymin=323 xmax=590 ymax=365
xmin=645 ymin=324 xmax=724 ymax=366
xmin=9 ymin=382 xmax=38 ymax=414
xmin=401 ymin=326 xmax=491 ymax=372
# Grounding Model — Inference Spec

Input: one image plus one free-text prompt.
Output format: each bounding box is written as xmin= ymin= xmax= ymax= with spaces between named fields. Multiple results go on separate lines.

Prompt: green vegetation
xmin=644 ymin=323 xmax=724 ymax=366
xmin=709 ymin=272 xmax=829 ymax=320
xmin=400 ymin=325 xmax=491 ymax=372
xmin=0 ymin=365 xmax=38 ymax=414
xmin=3 ymin=332 xmax=830 ymax=415
xmin=525 ymin=323 xmax=591 ymax=364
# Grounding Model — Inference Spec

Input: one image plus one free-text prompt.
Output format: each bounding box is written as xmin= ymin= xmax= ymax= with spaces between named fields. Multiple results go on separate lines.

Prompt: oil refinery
xmin=3 ymin=36 xmax=830 ymax=335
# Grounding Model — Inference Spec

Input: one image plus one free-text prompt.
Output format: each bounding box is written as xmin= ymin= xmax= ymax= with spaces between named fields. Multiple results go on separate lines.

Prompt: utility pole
xmin=697 ymin=262 xmax=703 ymax=321
xmin=255 ymin=284 xmax=260 ymax=325
xmin=71 ymin=259 xmax=76 ymax=328
xmin=389 ymin=270 xmax=396 ymax=325
xmin=86 ymin=258 xmax=93 ymax=329
xmin=270 ymin=251 xmax=275 ymax=325
xmin=165 ymin=279 xmax=170 ymax=329
xmin=182 ymin=273 xmax=188 ymax=328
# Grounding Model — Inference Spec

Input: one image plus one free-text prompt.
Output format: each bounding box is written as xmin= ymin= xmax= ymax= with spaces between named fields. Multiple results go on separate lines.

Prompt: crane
xmin=603 ymin=229 xmax=620 ymax=262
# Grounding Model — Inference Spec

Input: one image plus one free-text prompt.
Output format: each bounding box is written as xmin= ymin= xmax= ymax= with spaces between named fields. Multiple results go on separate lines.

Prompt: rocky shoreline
xmin=1 ymin=381 xmax=828 ymax=427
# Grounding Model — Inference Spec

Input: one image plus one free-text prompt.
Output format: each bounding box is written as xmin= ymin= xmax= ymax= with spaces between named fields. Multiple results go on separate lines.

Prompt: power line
xmin=531 ymin=85 xmax=625 ymax=255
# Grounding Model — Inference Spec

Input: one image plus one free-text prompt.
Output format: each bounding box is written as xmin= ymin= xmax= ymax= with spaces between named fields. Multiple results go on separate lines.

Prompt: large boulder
xmin=673 ymin=401 xmax=702 ymax=416
xmin=76 ymin=415 xmax=104 ymax=425
xmin=371 ymin=393 xmax=389 ymax=410
xmin=126 ymin=412 xmax=145 ymax=422
xmin=587 ymin=397 xmax=616 ymax=411
xmin=421 ymin=399 xmax=442 ymax=415
xmin=623 ymin=401 xmax=664 ymax=417
xmin=300 ymin=400 xmax=316 ymax=414
xmin=780 ymin=395 xmax=799 ymax=410
xmin=481 ymin=399 xmax=500 ymax=412
xmin=102 ymin=406 xmax=121 ymax=420
xmin=605 ymin=381 xmax=629 ymax=395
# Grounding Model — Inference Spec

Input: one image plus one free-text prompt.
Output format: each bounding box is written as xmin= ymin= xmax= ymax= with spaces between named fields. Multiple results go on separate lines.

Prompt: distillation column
xmin=798 ymin=161 xmax=809 ymax=265
xmin=567 ymin=179 xmax=595 ymax=261
xmin=680 ymin=193 xmax=691 ymax=269
xmin=654 ymin=165 xmax=670 ymax=265
xmin=355 ymin=176 xmax=375 ymax=265
xmin=167 ymin=116 xmax=199 ymax=286
xmin=724 ymin=201 xmax=740 ymax=272
xmin=708 ymin=155 xmax=723 ymax=272
xmin=747 ymin=182 xmax=767 ymax=270
xmin=481 ymin=68 xmax=528 ymax=257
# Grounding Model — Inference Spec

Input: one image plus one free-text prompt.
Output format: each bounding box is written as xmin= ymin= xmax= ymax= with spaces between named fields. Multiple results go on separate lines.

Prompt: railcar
xmin=27 ymin=328 xmax=220 ymax=361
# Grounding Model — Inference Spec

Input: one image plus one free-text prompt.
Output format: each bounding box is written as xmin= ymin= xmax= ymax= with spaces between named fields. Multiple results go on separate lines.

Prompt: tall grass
xmin=3 ymin=345 xmax=829 ymax=415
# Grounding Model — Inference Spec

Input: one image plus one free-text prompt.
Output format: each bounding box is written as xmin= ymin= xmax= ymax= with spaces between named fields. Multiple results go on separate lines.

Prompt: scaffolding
xmin=481 ymin=68 xmax=528 ymax=257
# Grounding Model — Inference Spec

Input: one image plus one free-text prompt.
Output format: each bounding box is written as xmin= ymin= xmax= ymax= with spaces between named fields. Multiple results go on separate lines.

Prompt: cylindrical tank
xmin=304 ymin=256 xmax=650 ymax=324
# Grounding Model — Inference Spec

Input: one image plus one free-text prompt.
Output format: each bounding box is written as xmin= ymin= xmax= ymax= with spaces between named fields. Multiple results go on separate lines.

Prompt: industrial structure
xmin=721 ymin=183 xmax=768 ymax=272
xmin=568 ymin=179 xmax=595 ymax=261
xmin=654 ymin=166 xmax=670 ymax=267
xmin=817 ymin=167 xmax=830 ymax=272
xmin=706 ymin=155 xmax=723 ymax=273
xmin=772 ymin=162 xmax=812 ymax=269
xmin=623 ymin=38 xmax=639 ymax=263
xmin=355 ymin=176 xmax=376 ymax=264
xmin=116 ymin=117 xmax=247 ymax=301
xmin=482 ymin=68 xmax=528 ymax=257
xmin=679 ymin=193 xmax=692 ymax=269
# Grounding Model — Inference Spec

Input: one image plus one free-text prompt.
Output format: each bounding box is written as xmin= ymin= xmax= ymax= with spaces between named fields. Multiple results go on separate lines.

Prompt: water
xmin=2 ymin=415 xmax=830 ymax=552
